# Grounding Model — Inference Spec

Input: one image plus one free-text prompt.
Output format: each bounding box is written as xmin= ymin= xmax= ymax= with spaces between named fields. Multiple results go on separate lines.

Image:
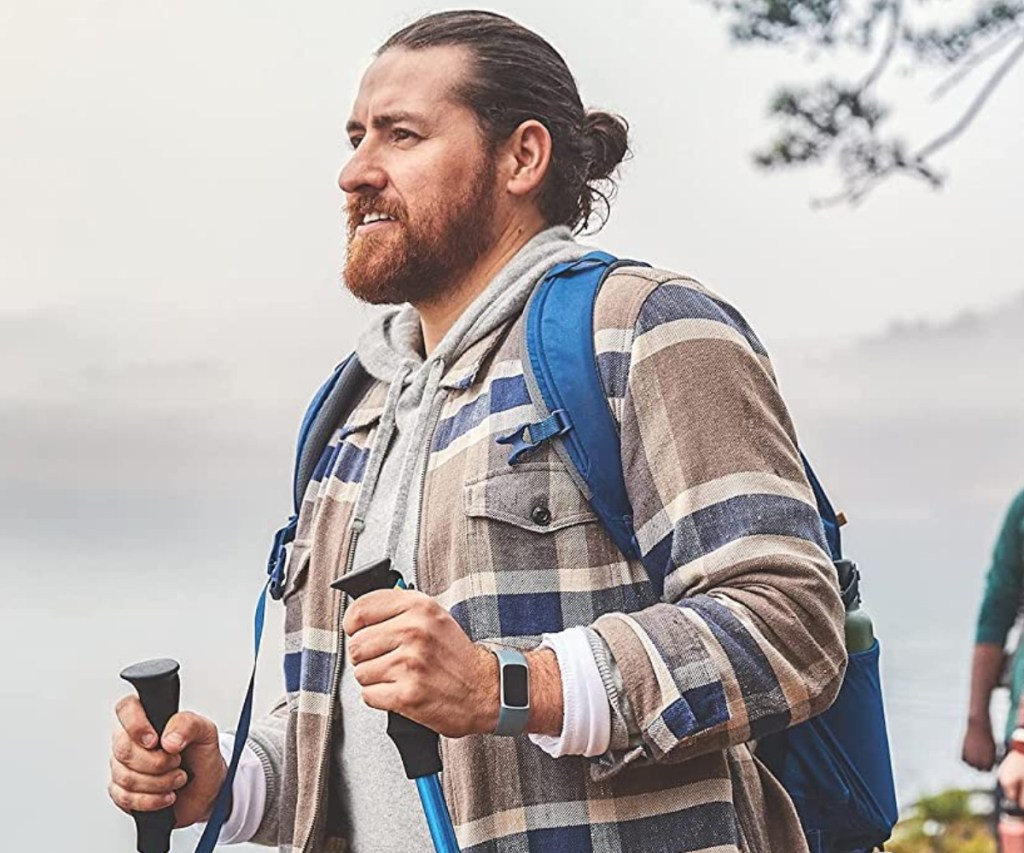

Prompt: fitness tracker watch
xmin=492 ymin=647 xmax=530 ymax=736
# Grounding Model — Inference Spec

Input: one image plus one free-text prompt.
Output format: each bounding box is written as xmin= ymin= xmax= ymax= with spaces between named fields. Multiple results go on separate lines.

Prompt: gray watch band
xmin=492 ymin=647 xmax=530 ymax=736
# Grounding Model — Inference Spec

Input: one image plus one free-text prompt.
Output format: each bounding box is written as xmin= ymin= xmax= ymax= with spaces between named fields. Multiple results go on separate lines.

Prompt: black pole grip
xmin=120 ymin=658 xmax=181 ymax=853
xmin=331 ymin=559 xmax=442 ymax=780
xmin=386 ymin=709 xmax=443 ymax=779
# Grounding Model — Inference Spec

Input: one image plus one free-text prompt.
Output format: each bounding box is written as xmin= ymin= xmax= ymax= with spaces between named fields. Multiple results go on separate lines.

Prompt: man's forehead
xmin=348 ymin=46 xmax=471 ymax=125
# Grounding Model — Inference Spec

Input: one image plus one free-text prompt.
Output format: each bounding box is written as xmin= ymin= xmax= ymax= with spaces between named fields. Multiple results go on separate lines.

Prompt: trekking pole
xmin=119 ymin=658 xmax=182 ymax=853
xmin=331 ymin=559 xmax=461 ymax=853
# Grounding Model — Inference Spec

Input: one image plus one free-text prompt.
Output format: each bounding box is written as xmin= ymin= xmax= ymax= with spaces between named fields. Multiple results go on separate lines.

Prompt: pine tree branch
xmin=860 ymin=0 xmax=903 ymax=91
xmin=931 ymin=25 xmax=1023 ymax=99
xmin=915 ymin=35 xmax=1024 ymax=162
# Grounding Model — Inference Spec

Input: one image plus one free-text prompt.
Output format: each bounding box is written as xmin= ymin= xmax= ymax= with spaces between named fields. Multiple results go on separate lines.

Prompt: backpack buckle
xmin=497 ymin=409 xmax=572 ymax=465
xmin=267 ymin=515 xmax=298 ymax=600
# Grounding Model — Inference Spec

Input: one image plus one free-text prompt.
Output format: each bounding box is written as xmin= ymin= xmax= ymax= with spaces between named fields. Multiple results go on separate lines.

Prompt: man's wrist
xmin=524 ymin=648 xmax=563 ymax=737
xmin=472 ymin=645 xmax=563 ymax=736
xmin=474 ymin=645 xmax=501 ymax=734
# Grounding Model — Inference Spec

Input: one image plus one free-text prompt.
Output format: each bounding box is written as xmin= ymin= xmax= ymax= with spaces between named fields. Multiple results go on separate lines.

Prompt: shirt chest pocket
xmin=460 ymin=462 xmax=628 ymax=640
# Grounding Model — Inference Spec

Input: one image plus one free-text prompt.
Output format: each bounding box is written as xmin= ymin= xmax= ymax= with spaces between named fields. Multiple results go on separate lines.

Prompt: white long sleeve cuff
xmin=528 ymin=626 xmax=612 ymax=758
xmin=191 ymin=733 xmax=267 ymax=845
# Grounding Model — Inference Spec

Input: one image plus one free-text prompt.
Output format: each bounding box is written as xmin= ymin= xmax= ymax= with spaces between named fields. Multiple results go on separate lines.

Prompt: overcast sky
xmin=2 ymin=2 xmax=1022 ymax=848
xmin=4 ymin=0 xmax=1023 ymax=347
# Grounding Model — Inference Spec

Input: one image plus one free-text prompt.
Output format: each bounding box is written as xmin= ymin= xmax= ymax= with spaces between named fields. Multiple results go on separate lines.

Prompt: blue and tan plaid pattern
xmin=247 ymin=265 xmax=847 ymax=853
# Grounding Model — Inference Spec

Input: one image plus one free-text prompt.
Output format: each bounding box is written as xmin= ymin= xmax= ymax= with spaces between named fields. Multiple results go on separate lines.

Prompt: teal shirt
xmin=975 ymin=489 xmax=1024 ymax=739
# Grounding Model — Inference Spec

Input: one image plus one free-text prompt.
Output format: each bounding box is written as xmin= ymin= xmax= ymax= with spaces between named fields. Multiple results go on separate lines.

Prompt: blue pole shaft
xmin=415 ymin=774 xmax=460 ymax=852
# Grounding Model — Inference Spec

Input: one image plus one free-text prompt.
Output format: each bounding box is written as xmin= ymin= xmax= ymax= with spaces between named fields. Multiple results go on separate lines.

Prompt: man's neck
xmin=415 ymin=219 xmax=545 ymax=356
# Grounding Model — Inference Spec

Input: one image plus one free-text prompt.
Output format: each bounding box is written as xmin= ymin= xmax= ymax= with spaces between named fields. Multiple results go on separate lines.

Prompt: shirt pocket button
xmin=531 ymin=505 xmax=552 ymax=526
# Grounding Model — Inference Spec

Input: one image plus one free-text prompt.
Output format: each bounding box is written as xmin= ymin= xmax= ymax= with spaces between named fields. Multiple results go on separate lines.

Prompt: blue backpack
xmin=200 ymin=252 xmax=898 ymax=853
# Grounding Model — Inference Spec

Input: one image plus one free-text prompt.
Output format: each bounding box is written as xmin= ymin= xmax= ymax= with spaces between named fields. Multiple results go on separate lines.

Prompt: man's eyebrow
xmin=345 ymin=112 xmax=429 ymax=135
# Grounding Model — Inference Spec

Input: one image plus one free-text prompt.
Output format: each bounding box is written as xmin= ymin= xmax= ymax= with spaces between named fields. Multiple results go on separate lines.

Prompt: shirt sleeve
xmin=191 ymin=733 xmax=267 ymax=845
xmin=529 ymin=627 xmax=612 ymax=757
xmin=587 ymin=276 xmax=848 ymax=776
xmin=975 ymin=491 xmax=1024 ymax=646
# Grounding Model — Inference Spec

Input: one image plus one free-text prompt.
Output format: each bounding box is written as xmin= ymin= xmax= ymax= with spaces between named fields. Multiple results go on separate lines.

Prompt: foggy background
xmin=2 ymin=0 xmax=1022 ymax=849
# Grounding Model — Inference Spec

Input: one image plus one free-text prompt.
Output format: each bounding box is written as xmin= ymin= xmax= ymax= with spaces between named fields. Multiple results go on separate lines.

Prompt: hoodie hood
xmin=354 ymin=226 xmax=591 ymax=385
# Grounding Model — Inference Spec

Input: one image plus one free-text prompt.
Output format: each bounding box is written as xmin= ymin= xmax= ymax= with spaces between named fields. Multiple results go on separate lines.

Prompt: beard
xmin=343 ymin=155 xmax=498 ymax=306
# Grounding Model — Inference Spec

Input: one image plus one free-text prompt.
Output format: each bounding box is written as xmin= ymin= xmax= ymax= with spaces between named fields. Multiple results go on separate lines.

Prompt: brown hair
xmin=379 ymin=10 xmax=630 ymax=233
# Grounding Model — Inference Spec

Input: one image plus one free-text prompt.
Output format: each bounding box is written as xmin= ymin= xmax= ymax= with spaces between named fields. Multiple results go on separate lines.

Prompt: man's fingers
xmin=110 ymin=758 xmax=189 ymax=795
xmin=111 ymin=730 xmax=181 ymax=773
xmin=114 ymin=694 xmax=159 ymax=748
xmin=352 ymin=647 xmax=406 ymax=688
xmin=361 ymin=678 xmax=428 ymax=716
xmin=108 ymin=782 xmax=176 ymax=814
xmin=360 ymin=682 xmax=402 ymax=713
xmin=161 ymin=710 xmax=218 ymax=755
xmin=347 ymin=622 xmax=402 ymax=665
xmin=343 ymin=589 xmax=423 ymax=636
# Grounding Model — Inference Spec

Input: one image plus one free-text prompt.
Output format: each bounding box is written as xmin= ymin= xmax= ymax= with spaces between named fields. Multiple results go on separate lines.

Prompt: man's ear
xmin=502 ymin=120 xmax=552 ymax=200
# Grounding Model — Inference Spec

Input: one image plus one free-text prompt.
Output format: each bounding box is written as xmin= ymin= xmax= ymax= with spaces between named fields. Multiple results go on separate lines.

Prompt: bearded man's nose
xmin=339 ymin=152 xmax=388 ymax=195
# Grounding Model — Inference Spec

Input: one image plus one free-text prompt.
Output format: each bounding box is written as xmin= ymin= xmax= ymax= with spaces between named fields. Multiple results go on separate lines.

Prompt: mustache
xmin=346 ymin=196 xmax=406 ymax=234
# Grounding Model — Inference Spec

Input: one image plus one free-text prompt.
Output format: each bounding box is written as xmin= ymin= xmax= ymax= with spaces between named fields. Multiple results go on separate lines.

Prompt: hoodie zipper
xmin=300 ymin=364 xmax=438 ymax=851
xmin=408 ymin=389 xmax=446 ymax=590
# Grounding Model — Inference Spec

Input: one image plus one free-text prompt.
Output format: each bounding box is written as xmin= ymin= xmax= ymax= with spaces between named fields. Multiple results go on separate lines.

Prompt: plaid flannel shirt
xmin=246 ymin=265 xmax=848 ymax=853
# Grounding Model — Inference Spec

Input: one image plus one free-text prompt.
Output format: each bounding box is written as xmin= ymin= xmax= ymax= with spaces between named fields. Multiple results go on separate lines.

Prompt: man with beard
xmin=108 ymin=11 xmax=847 ymax=852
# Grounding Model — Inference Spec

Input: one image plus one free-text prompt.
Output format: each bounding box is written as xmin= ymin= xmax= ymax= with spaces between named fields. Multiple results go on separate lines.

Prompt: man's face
xmin=340 ymin=47 xmax=499 ymax=306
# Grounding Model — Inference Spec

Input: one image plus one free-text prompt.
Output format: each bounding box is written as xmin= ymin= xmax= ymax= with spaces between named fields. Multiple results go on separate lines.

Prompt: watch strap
xmin=493 ymin=647 xmax=530 ymax=736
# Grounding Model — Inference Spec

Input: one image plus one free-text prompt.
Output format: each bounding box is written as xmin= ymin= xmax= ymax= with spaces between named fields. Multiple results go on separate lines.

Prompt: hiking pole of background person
xmin=962 ymin=490 xmax=1024 ymax=811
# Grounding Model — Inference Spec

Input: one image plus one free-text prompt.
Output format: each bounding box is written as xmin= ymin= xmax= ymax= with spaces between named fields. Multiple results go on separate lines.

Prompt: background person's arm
xmin=964 ymin=491 xmax=1024 ymax=770
xmin=962 ymin=644 xmax=1004 ymax=771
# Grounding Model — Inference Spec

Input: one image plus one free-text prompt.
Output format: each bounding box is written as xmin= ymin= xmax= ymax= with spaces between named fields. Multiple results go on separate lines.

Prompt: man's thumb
xmin=161 ymin=711 xmax=218 ymax=757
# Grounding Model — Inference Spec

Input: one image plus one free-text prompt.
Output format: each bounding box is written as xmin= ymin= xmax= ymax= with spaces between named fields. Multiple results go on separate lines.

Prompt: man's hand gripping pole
xmin=332 ymin=559 xmax=461 ymax=853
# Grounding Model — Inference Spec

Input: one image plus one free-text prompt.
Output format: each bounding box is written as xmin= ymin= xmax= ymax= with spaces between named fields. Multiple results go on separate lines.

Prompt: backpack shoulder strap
xmin=501 ymin=251 xmax=844 ymax=569
xmin=499 ymin=251 xmax=648 ymax=561
xmin=801 ymin=454 xmax=843 ymax=561
xmin=292 ymin=354 xmax=372 ymax=510
xmin=198 ymin=353 xmax=371 ymax=853
xmin=267 ymin=353 xmax=371 ymax=600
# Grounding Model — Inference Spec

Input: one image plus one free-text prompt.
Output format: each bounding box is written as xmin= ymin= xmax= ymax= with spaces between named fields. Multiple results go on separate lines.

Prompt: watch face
xmin=503 ymin=663 xmax=529 ymax=708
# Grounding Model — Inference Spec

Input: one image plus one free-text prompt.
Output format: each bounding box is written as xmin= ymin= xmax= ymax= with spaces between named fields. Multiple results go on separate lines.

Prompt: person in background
xmin=962 ymin=489 xmax=1024 ymax=806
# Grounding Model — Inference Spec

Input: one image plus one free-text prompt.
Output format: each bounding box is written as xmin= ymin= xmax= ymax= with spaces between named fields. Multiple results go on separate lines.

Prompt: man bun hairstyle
xmin=379 ymin=10 xmax=630 ymax=233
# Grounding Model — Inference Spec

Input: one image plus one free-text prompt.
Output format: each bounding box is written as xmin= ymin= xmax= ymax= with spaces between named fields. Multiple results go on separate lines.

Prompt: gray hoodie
xmin=332 ymin=226 xmax=590 ymax=852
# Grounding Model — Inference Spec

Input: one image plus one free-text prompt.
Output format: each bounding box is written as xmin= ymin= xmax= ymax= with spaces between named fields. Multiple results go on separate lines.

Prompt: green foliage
xmin=916 ymin=789 xmax=974 ymax=823
xmin=704 ymin=0 xmax=1024 ymax=204
xmin=713 ymin=0 xmax=843 ymax=44
xmin=888 ymin=789 xmax=995 ymax=853
xmin=907 ymin=2 xmax=1024 ymax=63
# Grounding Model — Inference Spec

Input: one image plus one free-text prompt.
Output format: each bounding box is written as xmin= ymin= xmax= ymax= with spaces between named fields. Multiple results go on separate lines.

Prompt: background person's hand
xmin=1000 ymin=750 xmax=1024 ymax=811
xmin=109 ymin=696 xmax=227 ymax=828
xmin=962 ymin=718 xmax=997 ymax=771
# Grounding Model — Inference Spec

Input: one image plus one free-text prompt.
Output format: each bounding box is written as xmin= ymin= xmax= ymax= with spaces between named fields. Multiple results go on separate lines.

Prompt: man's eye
xmin=392 ymin=128 xmax=418 ymax=143
xmin=349 ymin=136 xmax=364 ymax=150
